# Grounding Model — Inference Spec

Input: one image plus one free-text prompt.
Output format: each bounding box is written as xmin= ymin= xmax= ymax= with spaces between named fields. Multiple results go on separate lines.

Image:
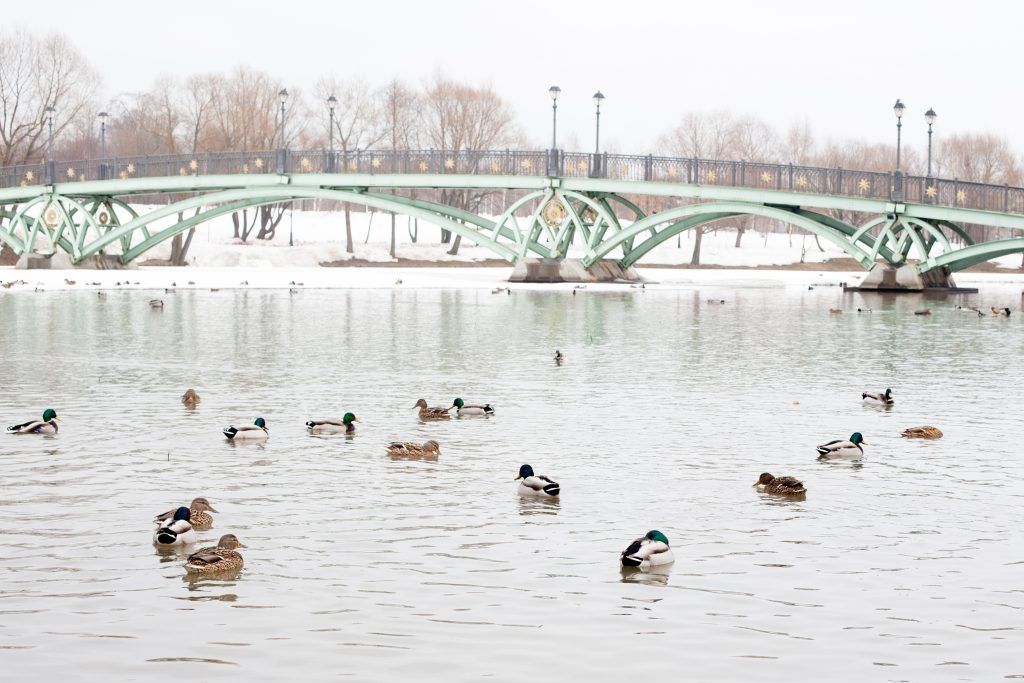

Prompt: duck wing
xmin=187 ymin=550 xmax=225 ymax=565
xmin=816 ymin=439 xmax=843 ymax=454
xmin=774 ymin=476 xmax=804 ymax=488
xmin=307 ymin=418 xmax=344 ymax=427
xmin=6 ymin=420 xmax=38 ymax=432
xmin=153 ymin=507 xmax=176 ymax=524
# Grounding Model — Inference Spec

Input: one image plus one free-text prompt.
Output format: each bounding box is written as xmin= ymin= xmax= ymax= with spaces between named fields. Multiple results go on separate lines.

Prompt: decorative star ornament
xmin=925 ymin=185 xmax=937 ymax=198
xmin=858 ymin=179 xmax=870 ymax=192
xmin=796 ymin=175 xmax=808 ymax=187
xmin=418 ymin=161 xmax=429 ymax=172
xmin=956 ymin=190 xmax=967 ymax=203
xmin=371 ymin=158 xmax=381 ymax=168
xmin=760 ymin=171 xmax=772 ymax=183
xmin=444 ymin=158 xmax=455 ymax=169
xmin=706 ymin=169 xmax=717 ymax=182
xmin=188 ymin=159 xmax=198 ymax=171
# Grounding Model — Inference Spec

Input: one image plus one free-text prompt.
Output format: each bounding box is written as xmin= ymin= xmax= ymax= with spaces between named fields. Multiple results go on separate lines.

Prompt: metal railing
xmin=2 ymin=148 xmax=1023 ymax=216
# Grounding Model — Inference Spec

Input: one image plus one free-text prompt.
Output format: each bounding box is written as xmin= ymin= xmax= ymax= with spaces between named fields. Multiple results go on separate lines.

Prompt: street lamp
xmin=592 ymin=90 xmax=604 ymax=176
xmin=548 ymin=85 xmax=561 ymax=175
xmin=925 ymin=107 xmax=937 ymax=179
xmin=45 ymin=104 xmax=55 ymax=184
xmin=277 ymin=88 xmax=289 ymax=175
xmin=327 ymin=94 xmax=337 ymax=172
xmin=893 ymin=98 xmax=905 ymax=172
xmin=98 ymin=111 xmax=109 ymax=179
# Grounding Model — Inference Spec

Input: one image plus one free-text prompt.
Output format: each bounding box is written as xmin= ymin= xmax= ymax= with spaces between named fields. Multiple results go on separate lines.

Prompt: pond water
xmin=2 ymin=281 xmax=1023 ymax=681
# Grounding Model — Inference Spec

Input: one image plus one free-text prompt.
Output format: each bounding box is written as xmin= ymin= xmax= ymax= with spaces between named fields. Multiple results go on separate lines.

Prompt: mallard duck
xmin=829 ymin=308 xmax=842 ymax=314
xmin=554 ymin=350 xmax=564 ymax=365
xmin=154 ymin=497 xmax=218 ymax=531
xmin=991 ymin=307 xmax=1011 ymax=317
xmin=184 ymin=534 xmax=246 ymax=575
xmin=754 ymin=472 xmax=807 ymax=495
xmin=816 ymin=432 xmax=866 ymax=460
xmin=181 ymin=389 xmax=201 ymax=407
xmin=223 ymin=417 xmax=269 ymax=441
xmin=451 ymin=398 xmax=494 ymax=416
xmin=306 ymin=412 xmax=359 ymax=435
xmin=6 ymin=408 xmax=59 ymax=434
xmin=515 ymin=464 xmax=560 ymax=497
xmin=149 ymin=299 xmax=164 ymax=309
xmin=901 ymin=425 xmax=943 ymax=439
xmin=955 ymin=305 xmax=984 ymax=316
xmin=914 ymin=308 xmax=932 ymax=316
xmin=387 ymin=440 xmax=440 ymax=459
xmin=153 ymin=506 xmax=197 ymax=546
xmin=862 ymin=387 xmax=894 ymax=405
xmin=414 ymin=399 xmax=450 ymax=420
xmin=620 ymin=530 xmax=675 ymax=568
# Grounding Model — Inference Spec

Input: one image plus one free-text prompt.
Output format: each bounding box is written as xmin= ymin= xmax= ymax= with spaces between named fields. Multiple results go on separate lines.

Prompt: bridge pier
xmin=15 ymin=252 xmax=136 ymax=270
xmin=508 ymin=258 xmax=643 ymax=283
xmin=845 ymin=264 xmax=976 ymax=293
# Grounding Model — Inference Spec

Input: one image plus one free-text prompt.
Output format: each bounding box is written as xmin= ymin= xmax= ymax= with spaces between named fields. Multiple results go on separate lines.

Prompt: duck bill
xmin=514 ymin=476 xmax=522 ymax=481
xmin=209 ymin=507 xmax=220 ymax=513
xmin=353 ymin=418 xmax=361 ymax=423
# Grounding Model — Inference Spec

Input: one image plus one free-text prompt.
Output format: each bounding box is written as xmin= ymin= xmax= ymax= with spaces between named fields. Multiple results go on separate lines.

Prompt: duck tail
xmin=156 ymin=529 xmax=177 ymax=545
xmin=543 ymin=484 xmax=560 ymax=496
xmin=815 ymin=446 xmax=829 ymax=456
xmin=222 ymin=426 xmax=237 ymax=439
xmin=305 ymin=420 xmax=316 ymax=430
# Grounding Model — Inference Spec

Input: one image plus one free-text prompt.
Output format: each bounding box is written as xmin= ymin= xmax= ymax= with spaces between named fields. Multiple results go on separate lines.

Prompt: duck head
xmin=451 ymin=398 xmax=465 ymax=409
xmin=422 ymin=440 xmax=440 ymax=454
xmin=172 ymin=506 xmax=191 ymax=522
xmin=343 ymin=412 xmax=359 ymax=425
xmin=884 ymin=388 xmax=893 ymax=402
xmin=850 ymin=432 xmax=866 ymax=445
xmin=215 ymin=534 xmax=246 ymax=549
xmin=516 ymin=464 xmax=534 ymax=480
xmin=755 ymin=472 xmax=775 ymax=487
xmin=191 ymin=497 xmax=218 ymax=513
xmin=254 ymin=417 xmax=267 ymax=429
xmin=43 ymin=408 xmax=58 ymax=422
xmin=646 ymin=530 xmax=670 ymax=545
xmin=414 ymin=399 xmax=428 ymax=409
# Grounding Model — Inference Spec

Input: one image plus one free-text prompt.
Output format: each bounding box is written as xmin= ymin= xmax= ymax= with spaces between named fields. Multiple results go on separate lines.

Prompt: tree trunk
xmin=813 ymin=234 xmax=826 ymax=252
xmin=257 ymin=204 xmax=285 ymax=241
xmin=170 ymin=209 xmax=198 ymax=266
xmin=447 ymin=233 xmax=463 ymax=256
xmin=344 ymin=203 xmax=354 ymax=253
xmin=232 ymin=212 xmax=240 ymax=239
xmin=690 ymin=226 xmax=703 ymax=265
xmin=734 ymin=226 xmax=744 ymax=248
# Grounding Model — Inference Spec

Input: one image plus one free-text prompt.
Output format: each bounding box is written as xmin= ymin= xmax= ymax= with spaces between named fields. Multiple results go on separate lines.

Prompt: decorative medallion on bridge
xmin=706 ymin=169 xmax=717 ymax=182
xmin=956 ymin=190 xmax=967 ymax=203
xmin=66 ymin=168 xmax=76 ymax=179
xmin=796 ymin=175 xmax=808 ymax=187
xmin=178 ymin=167 xmax=187 ymax=176
xmin=25 ymin=170 xmax=34 ymax=182
xmin=925 ymin=186 xmax=937 ymax=198
xmin=300 ymin=157 xmax=311 ymax=170
xmin=578 ymin=161 xmax=588 ymax=174
xmin=254 ymin=158 xmax=264 ymax=169
xmin=444 ymin=158 xmax=455 ymax=169
xmin=372 ymin=158 xmax=381 ymax=168
xmin=858 ymin=179 xmax=870 ymax=192
xmin=419 ymin=161 xmax=429 ymax=172
xmin=127 ymin=163 xmax=136 ymax=175
xmin=541 ymin=199 xmax=567 ymax=229
xmin=760 ymin=171 xmax=772 ymax=183
xmin=521 ymin=159 xmax=532 ymax=170
xmin=667 ymin=166 xmax=678 ymax=178
xmin=97 ymin=210 xmax=110 ymax=225
xmin=43 ymin=205 xmax=60 ymax=228
xmin=489 ymin=163 xmax=500 ymax=173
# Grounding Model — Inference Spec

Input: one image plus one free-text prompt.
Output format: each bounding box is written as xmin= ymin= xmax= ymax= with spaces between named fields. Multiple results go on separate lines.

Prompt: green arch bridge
xmin=3 ymin=149 xmax=1024 ymax=287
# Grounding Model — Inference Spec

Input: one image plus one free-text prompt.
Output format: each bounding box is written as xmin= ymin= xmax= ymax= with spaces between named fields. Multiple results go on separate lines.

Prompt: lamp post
xmin=592 ymin=90 xmax=604 ymax=177
xmin=893 ymin=98 xmax=905 ymax=172
xmin=45 ymin=104 xmax=55 ymax=184
xmin=278 ymin=88 xmax=289 ymax=174
xmin=548 ymin=85 xmax=560 ymax=175
xmin=327 ymin=94 xmax=337 ymax=172
xmin=925 ymin=107 xmax=937 ymax=179
xmin=98 ymin=111 xmax=109 ymax=179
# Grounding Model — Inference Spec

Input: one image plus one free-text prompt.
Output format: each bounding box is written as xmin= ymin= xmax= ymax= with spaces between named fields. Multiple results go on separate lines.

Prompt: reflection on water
xmin=2 ymin=284 xmax=1024 ymax=680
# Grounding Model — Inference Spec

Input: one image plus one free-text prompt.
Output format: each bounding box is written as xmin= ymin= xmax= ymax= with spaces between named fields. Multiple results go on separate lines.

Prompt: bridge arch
xmin=583 ymin=202 xmax=876 ymax=269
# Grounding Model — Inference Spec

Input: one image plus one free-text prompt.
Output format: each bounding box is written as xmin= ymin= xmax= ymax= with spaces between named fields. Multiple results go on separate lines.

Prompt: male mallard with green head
xmin=153 ymin=507 xmax=197 ymax=547
xmin=515 ymin=464 xmax=560 ymax=497
xmin=154 ymin=497 xmax=218 ymax=531
xmin=414 ymin=399 xmax=450 ymax=420
xmin=450 ymin=398 xmax=494 ymax=416
xmin=184 ymin=534 xmax=246 ymax=575
xmin=817 ymin=432 xmax=866 ymax=460
xmin=6 ymin=409 xmax=59 ymax=434
xmin=862 ymin=388 xmax=893 ymax=405
xmin=754 ymin=473 xmax=807 ymax=495
xmin=620 ymin=530 xmax=675 ymax=568
xmin=224 ymin=417 xmax=269 ymax=441
xmin=307 ymin=412 xmax=359 ymax=435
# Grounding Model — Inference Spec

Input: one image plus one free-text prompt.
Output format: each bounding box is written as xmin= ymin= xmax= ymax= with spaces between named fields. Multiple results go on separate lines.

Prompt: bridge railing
xmin=3 ymin=148 xmax=1024 ymax=216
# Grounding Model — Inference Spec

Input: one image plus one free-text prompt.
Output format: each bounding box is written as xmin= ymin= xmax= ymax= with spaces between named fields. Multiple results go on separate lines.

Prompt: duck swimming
xmin=451 ymin=398 xmax=494 ymax=416
xmin=6 ymin=409 xmax=59 ymax=434
xmin=387 ymin=440 xmax=441 ymax=459
xmin=754 ymin=472 xmax=807 ymax=495
xmin=154 ymin=497 xmax=218 ymax=531
xmin=306 ymin=412 xmax=359 ymax=435
xmin=153 ymin=507 xmax=197 ymax=547
xmin=620 ymin=530 xmax=675 ymax=568
xmin=901 ymin=425 xmax=943 ymax=439
xmin=515 ymin=464 xmax=560 ymax=497
xmin=862 ymin=388 xmax=894 ymax=405
xmin=817 ymin=432 xmax=866 ymax=460
xmin=184 ymin=534 xmax=246 ymax=575
xmin=991 ymin=307 xmax=1011 ymax=317
xmin=223 ymin=417 xmax=269 ymax=441
xmin=414 ymin=399 xmax=450 ymax=420
xmin=181 ymin=389 xmax=201 ymax=407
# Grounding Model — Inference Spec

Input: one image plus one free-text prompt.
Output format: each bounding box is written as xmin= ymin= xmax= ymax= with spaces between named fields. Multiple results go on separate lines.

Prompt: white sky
xmin=5 ymin=0 xmax=1016 ymax=155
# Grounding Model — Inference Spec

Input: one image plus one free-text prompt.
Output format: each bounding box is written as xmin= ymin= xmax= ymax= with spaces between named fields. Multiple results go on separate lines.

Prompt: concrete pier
xmin=508 ymin=258 xmax=643 ymax=283
xmin=845 ymin=264 xmax=977 ymax=294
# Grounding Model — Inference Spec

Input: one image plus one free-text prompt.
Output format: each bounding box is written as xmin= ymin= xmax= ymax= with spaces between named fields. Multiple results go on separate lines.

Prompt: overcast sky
xmin=6 ymin=0 xmax=1017 ymax=155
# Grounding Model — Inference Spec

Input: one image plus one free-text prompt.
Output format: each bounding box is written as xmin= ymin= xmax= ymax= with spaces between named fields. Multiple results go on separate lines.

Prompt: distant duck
xmin=64 ymin=278 xmax=76 ymax=285
xmin=955 ymin=305 xmax=984 ymax=316
xmin=515 ymin=464 xmax=560 ymax=497
xmin=829 ymin=308 xmax=842 ymax=314
xmin=754 ymin=472 xmax=807 ymax=495
xmin=816 ymin=432 xmax=866 ymax=460
xmin=862 ymin=388 xmax=894 ymax=405
xmin=554 ymin=349 xmax=564 ymax=365
xmin=901 ymin=425 xmax=943 ymax=439
xmin=620 ymin=530 xmax=675 ymax=568
xmin=181 ymin=388 xmax=201 ymax=407
xmin=154 ymin=497 xmax=218 ymax=531
xmin=184 ymin=534 xmax=246 ymax=575
xmin=914 ymin=308 xmax=932 ymax=316
xmin=451 ymin=398 xmax=495 ymax=416
xmin=149 ymin=299 xmax=164 ymax=309
xmin=394 ymin=279 xmax=403 ymax=285
xmin=414 ymin=399 xmax=450 ymax=420
xmin=153 ymin=507 xmax=197 ymax=547
xmin=240 ymin=280 xmax=249 ymax=286
xmin=706 ymin=298 xmax=726 ymax=304
xmin=387 ymin=440 xmax=441 ymax=459
xmin=223 ymin=417 xmax=269 ymax=441
xmin=306 ymin=412 xmax=359 ymax=435
xmin=6 ymin=408 xmax=59 ymax=434
xmin=491 ymin=287 xmax=507 ymax=294
xmin=857 ymin=307 xmax=872 ymax=313
xmin=991 ymin=307 xmax=1011 ymax=317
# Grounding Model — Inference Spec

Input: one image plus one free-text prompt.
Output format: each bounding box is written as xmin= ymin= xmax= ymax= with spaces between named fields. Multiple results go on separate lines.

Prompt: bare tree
xmin=380 ymin=79 xmax=420 ymax=258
